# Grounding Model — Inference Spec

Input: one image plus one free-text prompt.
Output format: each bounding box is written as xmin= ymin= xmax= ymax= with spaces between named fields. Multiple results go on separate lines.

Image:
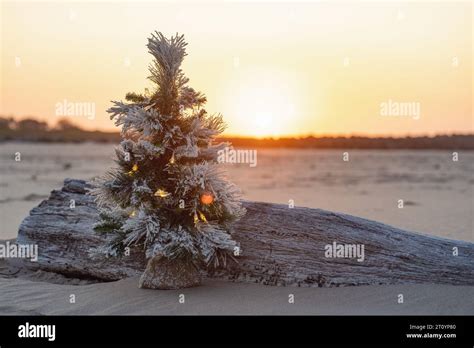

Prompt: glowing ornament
xmin=154 ymin=189 xmax=170 ymax=198
xmin=200 ymin=191 xmax=214 ymax=205
xmin=129 ymin=210 xmax=136 ymax=217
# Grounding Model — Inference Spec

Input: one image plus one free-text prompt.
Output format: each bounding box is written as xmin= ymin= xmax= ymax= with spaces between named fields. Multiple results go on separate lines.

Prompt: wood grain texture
xmin=14 ymin=179 xmax=474 ymax=287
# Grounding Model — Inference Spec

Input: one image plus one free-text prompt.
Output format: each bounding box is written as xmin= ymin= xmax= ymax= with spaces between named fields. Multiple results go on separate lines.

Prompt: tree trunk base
xmin=138 ymin=255 xmax=201 ymax=290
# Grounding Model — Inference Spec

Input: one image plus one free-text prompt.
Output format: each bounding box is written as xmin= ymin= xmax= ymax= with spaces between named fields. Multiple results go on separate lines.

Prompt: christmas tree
xmin=90 ymin=31 xmax=245 ymax=288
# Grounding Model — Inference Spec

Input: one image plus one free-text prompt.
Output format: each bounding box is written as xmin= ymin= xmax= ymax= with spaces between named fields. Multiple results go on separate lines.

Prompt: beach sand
xmin=1 ymin=143 xmax=473 ymax=241
xmin=0 ymin=142 xmax=473 ymax=315
xmin=1 ymin=258 xmax=473 ymax=315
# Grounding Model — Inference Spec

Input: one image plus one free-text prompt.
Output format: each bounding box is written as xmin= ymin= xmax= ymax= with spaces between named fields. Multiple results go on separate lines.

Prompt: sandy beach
xmin=1 ymin=143 xmax=473 ymax=315
xmin=1 ymin=257 xmax=473 ymax=315
xmin=1 ymin=143 xmax=473 ymax=241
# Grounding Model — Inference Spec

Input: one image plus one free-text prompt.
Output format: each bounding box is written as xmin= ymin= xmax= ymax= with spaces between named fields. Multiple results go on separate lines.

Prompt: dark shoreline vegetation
xmin=1 ymin=117 xmax=473 ymax=149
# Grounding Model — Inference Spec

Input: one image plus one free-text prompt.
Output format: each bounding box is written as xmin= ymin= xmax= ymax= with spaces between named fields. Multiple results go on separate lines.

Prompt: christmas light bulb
xmin=154 ymin=189 xmax=170 ymax=198
xmin=199 ymin=211 xmax=207 ymax=222
xmin=127 ymin=163 xmax=139 ymax=176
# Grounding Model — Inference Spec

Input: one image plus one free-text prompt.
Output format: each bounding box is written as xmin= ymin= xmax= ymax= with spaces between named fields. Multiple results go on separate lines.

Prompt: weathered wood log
xmin=12 ymin=178 xmax=474 ymax=287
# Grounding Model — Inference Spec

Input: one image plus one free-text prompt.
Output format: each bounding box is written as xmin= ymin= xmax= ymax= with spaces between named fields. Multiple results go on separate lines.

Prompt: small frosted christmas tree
xmin=90 ymin=31 xmax=245 ymax=289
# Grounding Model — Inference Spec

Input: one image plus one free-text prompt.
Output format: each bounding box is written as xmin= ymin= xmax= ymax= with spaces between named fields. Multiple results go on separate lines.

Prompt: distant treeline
xmin=225 ymin=135 xmax=474 ymax=150
xmin=0 ymin=117 xmax=120 ymax=143
xmin=0 ymin=116 xmax=473 ymax=149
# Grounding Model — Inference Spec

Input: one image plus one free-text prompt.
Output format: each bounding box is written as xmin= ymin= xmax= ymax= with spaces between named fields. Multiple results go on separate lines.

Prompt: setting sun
xmin=0 ymin=1 xmax=471 ymax=137
xmin=223 ymin=68 xmax=300 ymax=138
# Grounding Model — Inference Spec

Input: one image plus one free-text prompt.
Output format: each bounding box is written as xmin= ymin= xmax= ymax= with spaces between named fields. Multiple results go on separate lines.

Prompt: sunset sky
xmin=1 ymin=1 xmax=472 ymax=137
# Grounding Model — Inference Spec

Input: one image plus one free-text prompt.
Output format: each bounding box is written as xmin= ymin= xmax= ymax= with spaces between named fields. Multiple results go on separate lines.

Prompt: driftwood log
xmin=13 ymin=179 xmax=474 ymax=287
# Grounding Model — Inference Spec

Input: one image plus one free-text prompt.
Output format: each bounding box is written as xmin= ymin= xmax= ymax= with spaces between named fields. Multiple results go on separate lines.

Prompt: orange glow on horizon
xmin=1 ymin=1 xmax=472 ymax=137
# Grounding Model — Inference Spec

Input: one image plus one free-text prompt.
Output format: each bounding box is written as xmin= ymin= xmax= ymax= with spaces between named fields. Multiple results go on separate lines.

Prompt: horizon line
xmin=1 ymin=115 xmax=473 ymax=140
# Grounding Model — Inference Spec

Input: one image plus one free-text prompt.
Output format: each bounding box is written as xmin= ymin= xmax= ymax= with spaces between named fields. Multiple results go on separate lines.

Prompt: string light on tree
xmin=154 ymin=189 xmax=171 ymax=198
xmin=127 ymin=163 xmax=138 ymax=176
xmin=198 ymin=211 xmax=208 ymax=223
xmin=169 ymin=153 xmax=176 ymax=164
